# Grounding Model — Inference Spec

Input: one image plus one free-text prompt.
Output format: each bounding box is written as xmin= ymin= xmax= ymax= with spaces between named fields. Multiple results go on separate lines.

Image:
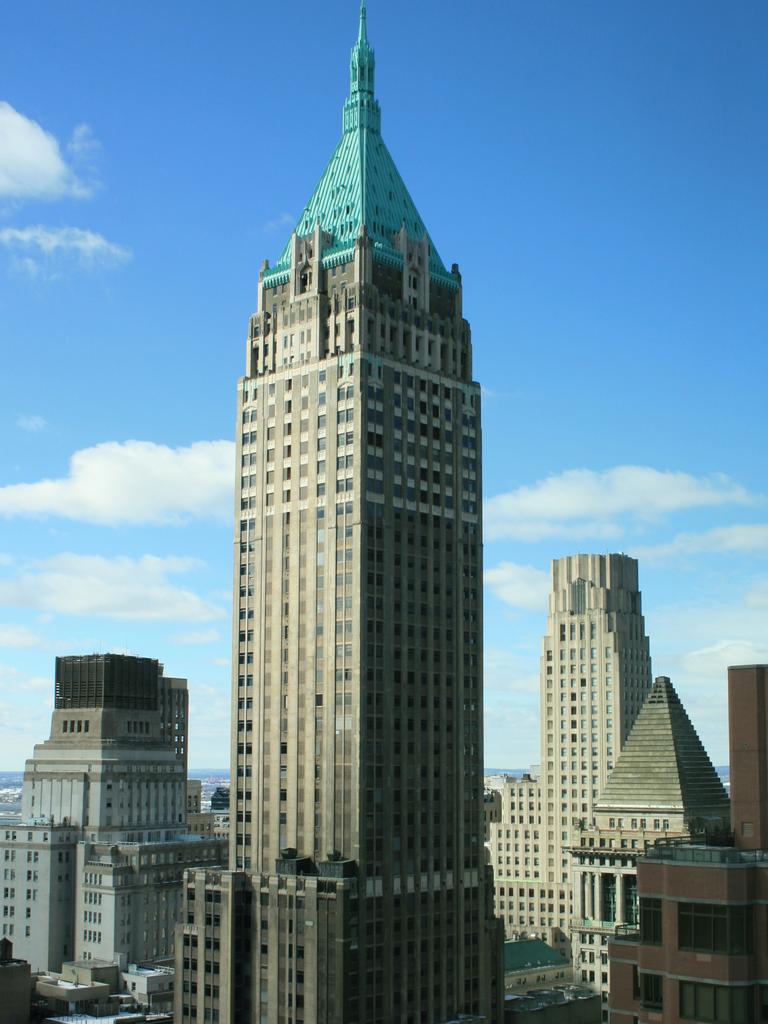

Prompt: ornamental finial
xmin=359 ymin=2 xmax=368 ymax=44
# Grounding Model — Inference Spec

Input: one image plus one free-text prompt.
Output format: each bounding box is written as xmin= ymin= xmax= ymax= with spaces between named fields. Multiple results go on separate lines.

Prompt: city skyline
xmin=1 ymin=0 xmax=767 ymax=773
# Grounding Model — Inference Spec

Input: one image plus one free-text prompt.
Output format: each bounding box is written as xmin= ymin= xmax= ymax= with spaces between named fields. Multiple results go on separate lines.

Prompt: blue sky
xmin=0 ymin=0 xmax=766 ymax=770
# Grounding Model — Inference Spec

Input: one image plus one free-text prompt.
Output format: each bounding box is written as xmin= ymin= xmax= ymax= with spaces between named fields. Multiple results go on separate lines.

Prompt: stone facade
xmin=488 ymin=555 xmax=652 ymax=952
xmin=177 ymin=6 xmax=503 ymax=1023
xmin=0 ymin=654 xmax=225 ymax=971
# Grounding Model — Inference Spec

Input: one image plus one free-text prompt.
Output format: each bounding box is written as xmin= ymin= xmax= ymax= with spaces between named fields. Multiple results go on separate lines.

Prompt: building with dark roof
xmin=504 ymin=938 xmax=572 ymax=992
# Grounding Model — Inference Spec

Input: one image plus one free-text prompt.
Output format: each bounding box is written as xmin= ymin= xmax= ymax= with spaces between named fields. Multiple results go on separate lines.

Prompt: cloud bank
xmin=0 ymin=440 xmax=235 ymax=526
xmin=0 ymin=554 xmax=225 ymax=622
xmin=484 ymin=466 xmax=752 ymax=542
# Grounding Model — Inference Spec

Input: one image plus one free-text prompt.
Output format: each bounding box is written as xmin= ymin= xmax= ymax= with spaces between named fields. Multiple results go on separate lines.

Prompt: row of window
xmin=639 ymin=973 xmax=758 ymax=1023
xmin=640 ymin=898 xmax=754 ymax=955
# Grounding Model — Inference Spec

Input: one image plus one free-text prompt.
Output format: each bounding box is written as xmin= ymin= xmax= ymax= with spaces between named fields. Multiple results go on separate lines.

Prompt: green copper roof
xmin=504 ymin=939 xmax=568 ymax=974
xmin=264 ymin=3 xmax=454 ymax=289
xmin=597 ymin=676 xmax=730 ymax=824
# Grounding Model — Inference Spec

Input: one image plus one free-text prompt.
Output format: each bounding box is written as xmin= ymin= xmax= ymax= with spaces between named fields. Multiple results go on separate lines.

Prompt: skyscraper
xmin=178 ymin=6 xmax=501 ymax=1022
xmin=0 ymin=654 xmax=224 ymax=972
xmin=488 ymin=554 xmax=653 ymax=948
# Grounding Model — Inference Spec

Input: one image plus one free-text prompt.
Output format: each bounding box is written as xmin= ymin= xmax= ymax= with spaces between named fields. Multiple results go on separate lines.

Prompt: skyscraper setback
xmin=488 ymin=554 xmax=653 ymax=948
xmin=178 ymin=6 xmax=501 ymax=1023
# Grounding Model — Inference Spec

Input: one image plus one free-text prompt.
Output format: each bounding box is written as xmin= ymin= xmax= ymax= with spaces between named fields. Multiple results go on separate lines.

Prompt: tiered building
xmin=488 ymin=554 xmax=653 ymax=948
xmin=609 ymin=665 xmax=767 ymax=1024
xmin=0 ymin=654 xmax=225 ymax=972
xmin=570 ymin=675 xmax=729 ymax=1017
xmin=178 ymin=6 xmax=502 ymax=1023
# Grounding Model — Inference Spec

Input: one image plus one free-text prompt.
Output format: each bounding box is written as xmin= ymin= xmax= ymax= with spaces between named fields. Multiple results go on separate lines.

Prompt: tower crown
xmin=349 ymin=2 xmax=375 ymax=99
xmin=263 ymin=3 xmax=456 ymax=290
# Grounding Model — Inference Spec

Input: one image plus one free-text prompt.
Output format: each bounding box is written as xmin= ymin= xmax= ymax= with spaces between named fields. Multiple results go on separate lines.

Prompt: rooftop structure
xmin=608 ymin=665 xmax=768 ymax=1024
xmin=570 ymin=675 xmax=729 ymax=1017
xmin=263 ymin=4 xmax=455 ymax=290
xmin=596 ymin=675 xmax=730 ymax=825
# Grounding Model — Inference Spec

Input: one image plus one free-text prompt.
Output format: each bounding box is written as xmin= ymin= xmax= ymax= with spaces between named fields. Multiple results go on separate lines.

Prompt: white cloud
xmin=16 ymin=414 xmax=46 ymax=432
xmin=0 ymin=101 xmax=90 ymax=200
xmin=0 ymin=624 xmax=44 ymax=648
xmin=67 ymin=123 xmax=101 ymax=161
xmin=680 ymin=640 xmax=768 ymax=680
xmin=634 ymin=524 xmax=768 ymax=561
xmin=171 ymin=629 xmax=221 ymax=646
xmin=0 ymin=554 xmax=225 ymax=622
xmin=484 ymin=466 xmax=753 ymax=542
xmin=0 ymin=663 xmax=50 ymax=693
xmin=0 ymin=439 xmax=234 ymax=526
xmin=0 ymin=225 xmax=130 ymax=273
xmin=484 ymin=562 xmax=550 ymax=612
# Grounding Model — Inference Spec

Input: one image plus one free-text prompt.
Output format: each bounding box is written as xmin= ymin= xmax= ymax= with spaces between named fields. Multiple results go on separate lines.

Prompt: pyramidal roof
xmin=597 ymin=676 xmax=730 ymax=824
xmin=263 ymin=4 xmax=454 ymax=289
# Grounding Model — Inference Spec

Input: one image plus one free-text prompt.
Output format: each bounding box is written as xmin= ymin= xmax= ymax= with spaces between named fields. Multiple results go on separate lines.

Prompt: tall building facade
xmin=0 ymin=654 xmax=225 ymax=972
xmin=178 ymin=7 xmax=502 ymax=1023
xmin=488 ymin=554 xmax=652 ymax=947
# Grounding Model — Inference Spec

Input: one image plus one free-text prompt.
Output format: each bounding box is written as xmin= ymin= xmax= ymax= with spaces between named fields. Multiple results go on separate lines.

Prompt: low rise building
xmin=122 ymin=962 xmax=174 ymax=1011
xmin=504 ymin=938 xmax=572 ymax=992
xmin=504 ymin=986 xmax=600 ymax=1023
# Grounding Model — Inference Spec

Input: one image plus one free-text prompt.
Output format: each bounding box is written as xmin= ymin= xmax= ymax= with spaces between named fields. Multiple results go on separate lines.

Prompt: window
xmin=640 ymin=973 xmax=662 ymax=1011
xmin=679 ymin=903 xmax=753 ymax=955
xmin=639 ymin=897 xmax=662 ymax=945
xmin=680 ymin=981 xmax=752 ymax=1024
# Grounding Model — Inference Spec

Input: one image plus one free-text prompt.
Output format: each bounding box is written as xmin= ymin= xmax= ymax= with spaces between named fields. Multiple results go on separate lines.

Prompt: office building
xmin=0 ymin=654 xmax=225 ymax=972
xmin=570 ymin=675 xmax=729 ymax=1017
xmin=177 ymin=5 xmax=502 ymax=1022
xmin=609 ymin=664 xmax=768 ymax=1023
xmin=488 ymin=555 xmax=652 ymax=947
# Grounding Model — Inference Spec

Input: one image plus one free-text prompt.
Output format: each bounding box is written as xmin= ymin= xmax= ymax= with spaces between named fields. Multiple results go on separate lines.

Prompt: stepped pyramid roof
xmin=263 ymin=4 xmax=456 ymax=290
xmin=597 ymin=676 xmax=730 ymax=825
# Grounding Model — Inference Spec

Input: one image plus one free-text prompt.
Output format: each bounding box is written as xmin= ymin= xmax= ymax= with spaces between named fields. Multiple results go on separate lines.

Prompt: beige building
xmin=488 ymin=555 xmax=652 ymax=950
xmin=570 ymin=675 xmax=729 ymax=1019
xmin=186 ymin=781 xmax=202 ymax=815
xmin=0 ymin=654 xmax=225 ymax=972
xmin=177 ymin=5 xmax=502 ymax=1023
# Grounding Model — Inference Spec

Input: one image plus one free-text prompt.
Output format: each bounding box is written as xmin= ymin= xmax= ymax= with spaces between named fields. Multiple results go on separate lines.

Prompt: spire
xmin=262 ymin=1 xmax=456 ymax=290
xmin=349 ymin=0 xmax=375 ymax=101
